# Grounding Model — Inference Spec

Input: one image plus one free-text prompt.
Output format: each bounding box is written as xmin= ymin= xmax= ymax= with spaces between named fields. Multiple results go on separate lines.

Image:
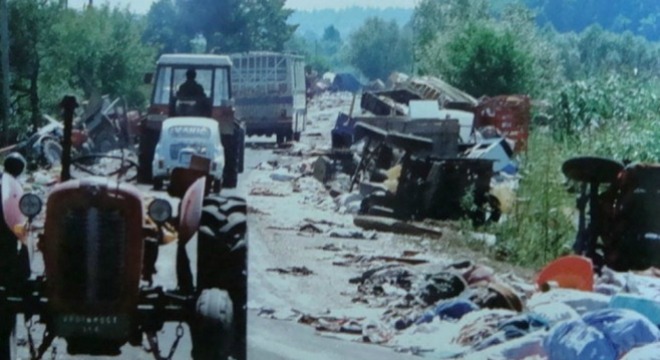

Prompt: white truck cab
xmin=152 ymin=117 xmax=225 ymax=191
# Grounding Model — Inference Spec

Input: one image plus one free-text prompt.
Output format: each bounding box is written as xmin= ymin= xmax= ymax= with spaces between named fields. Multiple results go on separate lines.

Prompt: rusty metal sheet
xmin=474 ymin=95 xmax=531 ymax=153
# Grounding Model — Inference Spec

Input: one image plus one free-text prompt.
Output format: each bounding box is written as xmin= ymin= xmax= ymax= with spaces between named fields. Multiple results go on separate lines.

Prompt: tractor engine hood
xmin=41 ymin=177 xmax=144 ymax=340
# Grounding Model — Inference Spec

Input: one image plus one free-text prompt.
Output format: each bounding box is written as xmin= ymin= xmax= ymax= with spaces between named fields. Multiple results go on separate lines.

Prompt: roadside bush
xmin=491 ymin=132 xmax=576 ymax=267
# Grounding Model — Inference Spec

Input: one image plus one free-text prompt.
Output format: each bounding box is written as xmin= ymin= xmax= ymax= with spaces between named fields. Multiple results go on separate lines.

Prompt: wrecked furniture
xmin=474 ymin=95 xmax=531 ymax=153
xmin=331 ymin=112 xmax=358 ymax=150
xmin=78 ymin=95 xmax=133 ymax=153
xmin=360 ymin=91 xmax=406 ymax=116
xmin=466 ymin=137 xmax=516 ymax=173
xmin=336 ymin=115 xmax=461 ymax=159
xmin=355 ymin=124 xmax=500 ymax=224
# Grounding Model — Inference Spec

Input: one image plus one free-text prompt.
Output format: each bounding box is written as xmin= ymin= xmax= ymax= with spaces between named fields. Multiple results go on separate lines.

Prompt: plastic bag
xmin=582 ymin=308 xmax=660 ymax=357
xmin=543 ymin=319 xmax=617 ymax=360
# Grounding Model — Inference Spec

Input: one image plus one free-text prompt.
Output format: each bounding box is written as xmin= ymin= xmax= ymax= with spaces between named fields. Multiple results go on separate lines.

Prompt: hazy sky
xmin=68 ymin=0 xmax=417 ymax=14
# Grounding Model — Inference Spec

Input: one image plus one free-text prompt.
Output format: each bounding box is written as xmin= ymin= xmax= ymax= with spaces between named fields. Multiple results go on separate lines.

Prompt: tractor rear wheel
xmin=190 ymin=288 xmax=234 ymax=360
xmin=212 ymin=179 xmax=222 ymax=194
xmin=197 ymin=194 xmax=247 ymax=360
xmin=0 ymin=312 xmax=16 ymax=360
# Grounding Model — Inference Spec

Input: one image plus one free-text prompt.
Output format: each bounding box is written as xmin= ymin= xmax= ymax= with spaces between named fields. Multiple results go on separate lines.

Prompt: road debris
xmin=267 ymin=266 xmax=315 ymax=276
xmin=244 ymin=91 xmax=660 ymax=359
xmin=354 ymin=215 xmax=443 ymax=237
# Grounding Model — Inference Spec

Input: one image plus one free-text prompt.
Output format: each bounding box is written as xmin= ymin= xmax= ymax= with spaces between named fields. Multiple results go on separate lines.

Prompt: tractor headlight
xmin=148 ymin=199 xmax=172 ymax=223
xmin=19 ymin=193 xmax=43 ymax=218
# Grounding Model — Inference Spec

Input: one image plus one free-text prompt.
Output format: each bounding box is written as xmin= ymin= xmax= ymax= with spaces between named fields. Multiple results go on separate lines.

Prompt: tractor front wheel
xmin=196 ymin=194 xmax=247 ymax=360
xmin=0 ymin=312 xmax=16 ymax=360
xmin=190 ymin=288 xmax=234 ymax=360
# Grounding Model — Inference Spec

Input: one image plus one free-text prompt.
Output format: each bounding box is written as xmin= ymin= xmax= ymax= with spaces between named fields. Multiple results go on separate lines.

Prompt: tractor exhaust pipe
xmin=60 ymin=95 xmax=78 ymax=181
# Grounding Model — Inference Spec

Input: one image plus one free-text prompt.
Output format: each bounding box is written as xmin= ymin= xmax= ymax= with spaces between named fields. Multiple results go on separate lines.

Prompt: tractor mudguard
xmin=179 ymin=176 xmax=206 ymax=244
xmin=1 ymin=174 xmax=26 ymax=239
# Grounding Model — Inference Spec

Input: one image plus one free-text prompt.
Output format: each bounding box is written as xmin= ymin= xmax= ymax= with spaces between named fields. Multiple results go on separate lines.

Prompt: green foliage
xmin=412 ymin=0 xmax=490 ymax=53
xmin=492 ymin=75 xmax=660 ymax=267
xmin=526 ymin=0 xmax=660 ymax=41
xmin=8 ymin=0 xmax=60 ymax=129
xmin=492 ymin=133 xmax=576 ymax=267
xmin=6 ymin=1 xmax=156 ymax=139
xmin=549 ymin=75 xmax=659 ymax=145
xmin=52 ymin=5 xmax=155 ymax=106
xmin=414 ymin=2 xmax=563 ymax=97
xmin=322 ymin=26 xmax=341 ymax=44
xmin=282 ymin=33 xmax=333 ymax=74
xmin=421 ymin=21 xmax=536 ymax=97
xmin=152 ymin=0 xmax=297 ymax=53
xmin=142 ymin=0 xmax=186 ymax=53
xmin=538 ymin=23 xmax=660 ymax=82
xmin=320 ymin=26 xmax=342 ymax=58
xmin=345 ymin=17 xmax=412 ymax=81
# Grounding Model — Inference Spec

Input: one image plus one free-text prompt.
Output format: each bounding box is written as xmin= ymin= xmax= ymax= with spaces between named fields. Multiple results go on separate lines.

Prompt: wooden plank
xmin=353 ymin=215 xmax=443 ymax=237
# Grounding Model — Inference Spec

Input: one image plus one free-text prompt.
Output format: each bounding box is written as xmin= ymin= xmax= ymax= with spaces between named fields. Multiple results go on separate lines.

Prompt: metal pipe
xmin=60 ymin=96 xmax=78 ymax=181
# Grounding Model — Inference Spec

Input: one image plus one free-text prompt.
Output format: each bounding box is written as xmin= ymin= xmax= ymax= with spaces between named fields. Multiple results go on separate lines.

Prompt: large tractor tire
xmin=190 ymin=288 xmax=234 ymax=360
xmin=197 ymin=194 xmax=247 ymax=360
xmin=0 ymin=321 xmax=16 ymax=360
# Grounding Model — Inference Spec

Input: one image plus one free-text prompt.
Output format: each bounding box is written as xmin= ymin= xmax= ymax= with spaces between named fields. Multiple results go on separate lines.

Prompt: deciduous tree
xmin=346 ymin=17 xmax=412 ymax=81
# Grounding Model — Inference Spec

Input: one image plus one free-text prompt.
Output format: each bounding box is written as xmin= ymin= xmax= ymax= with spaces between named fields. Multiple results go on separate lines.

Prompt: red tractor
xmin=0 ymin=96 xmax=247 ymax=359
xmin=137 ymin=54 xmax=245 ymax=190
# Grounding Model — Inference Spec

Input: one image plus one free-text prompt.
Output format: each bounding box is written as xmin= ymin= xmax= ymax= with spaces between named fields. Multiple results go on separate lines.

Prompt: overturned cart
xmin=563 ymin=156 xmax=660 ymax=271
xmin=354 ymin=123 xmax=500 ymax=224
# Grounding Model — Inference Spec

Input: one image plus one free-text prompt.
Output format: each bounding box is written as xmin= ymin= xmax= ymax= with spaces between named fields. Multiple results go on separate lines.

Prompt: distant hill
xmin=288 ymin=7 xmax=414 ymax=39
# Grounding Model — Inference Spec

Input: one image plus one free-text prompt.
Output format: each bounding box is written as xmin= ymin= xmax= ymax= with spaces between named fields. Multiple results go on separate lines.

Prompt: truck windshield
xmin=152 ymin=66 xmax=230 ymax=106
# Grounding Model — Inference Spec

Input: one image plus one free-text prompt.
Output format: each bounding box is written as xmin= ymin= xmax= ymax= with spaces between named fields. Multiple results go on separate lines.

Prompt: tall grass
xmin=492 ymin=132 xmax=575 ymax=268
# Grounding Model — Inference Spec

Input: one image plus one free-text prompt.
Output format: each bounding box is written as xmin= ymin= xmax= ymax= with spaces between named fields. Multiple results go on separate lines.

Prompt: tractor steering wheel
xmin=70 ymin=153 xmax=138 ymax=181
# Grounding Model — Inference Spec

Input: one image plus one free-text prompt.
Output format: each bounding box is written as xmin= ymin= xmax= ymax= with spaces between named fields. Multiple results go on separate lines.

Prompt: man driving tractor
xmin=177 ymin=68 xmax=206 ymax=99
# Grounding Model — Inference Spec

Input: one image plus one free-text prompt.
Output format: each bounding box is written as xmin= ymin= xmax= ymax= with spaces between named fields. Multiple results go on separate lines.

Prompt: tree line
xmin=527 ymin=0 xmax=660 ymax=41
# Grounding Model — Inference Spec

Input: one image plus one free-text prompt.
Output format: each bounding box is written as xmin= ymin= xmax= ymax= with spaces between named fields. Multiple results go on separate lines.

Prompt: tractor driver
xmin=177 ymin=68 xmax=206 ymax=99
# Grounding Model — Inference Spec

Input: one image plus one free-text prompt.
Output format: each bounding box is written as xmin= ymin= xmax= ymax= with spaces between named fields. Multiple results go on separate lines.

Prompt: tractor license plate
xmin=55 ymin=314 xmax=130 ymax=339
xmin=180 ymin=153 xmax=192 ymax=164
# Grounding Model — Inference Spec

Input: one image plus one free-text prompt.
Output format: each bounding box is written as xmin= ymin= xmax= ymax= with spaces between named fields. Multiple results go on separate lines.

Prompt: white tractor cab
xmin=139 ymin=54 xmax=244 ymax=194
xmin=152 ymin=117 xmax=225 ymax=192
